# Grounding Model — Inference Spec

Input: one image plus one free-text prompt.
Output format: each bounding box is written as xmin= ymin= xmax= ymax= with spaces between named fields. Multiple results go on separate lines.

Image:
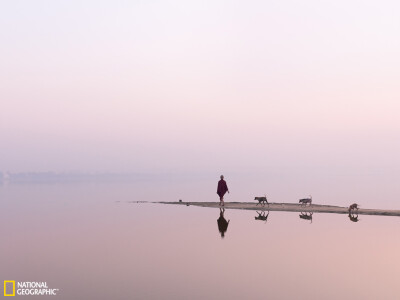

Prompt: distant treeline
xmin=0 ymin=172 xmax=161 ymax=183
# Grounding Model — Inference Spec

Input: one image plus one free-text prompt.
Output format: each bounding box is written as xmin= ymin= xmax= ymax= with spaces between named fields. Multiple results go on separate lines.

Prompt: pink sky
xmin=1 ymin=0 xmax=399 ymax=172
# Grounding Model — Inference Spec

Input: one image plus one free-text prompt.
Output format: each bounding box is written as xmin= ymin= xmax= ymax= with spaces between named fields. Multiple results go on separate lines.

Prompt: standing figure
xmin=217 ymin=175 xmax=229 ymax=206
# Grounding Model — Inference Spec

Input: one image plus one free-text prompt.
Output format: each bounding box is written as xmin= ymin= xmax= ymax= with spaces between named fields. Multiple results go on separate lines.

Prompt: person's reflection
xmin=217 ymin=208 xmax=230 ymax=238
xmin=348 ymin=213 xmax=359 ymax=222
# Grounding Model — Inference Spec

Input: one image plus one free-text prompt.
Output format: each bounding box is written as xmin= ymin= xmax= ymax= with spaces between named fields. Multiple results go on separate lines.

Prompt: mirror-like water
xmin=1 ymin=178 xmax=400 ymax=299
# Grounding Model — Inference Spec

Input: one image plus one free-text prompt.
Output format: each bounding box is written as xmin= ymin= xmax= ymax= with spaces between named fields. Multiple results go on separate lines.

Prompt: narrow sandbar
xmin=158 ymin=202 xmax=400 ymax=217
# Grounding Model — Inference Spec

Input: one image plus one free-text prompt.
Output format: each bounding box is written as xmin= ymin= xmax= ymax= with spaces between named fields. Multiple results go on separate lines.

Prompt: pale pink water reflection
xmin=1 ymin=179 xmax=400 ymax=299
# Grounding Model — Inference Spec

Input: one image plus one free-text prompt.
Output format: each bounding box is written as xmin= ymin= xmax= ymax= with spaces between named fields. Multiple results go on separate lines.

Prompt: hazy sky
xmin=1 ymin=0 xmax=399 ymax=172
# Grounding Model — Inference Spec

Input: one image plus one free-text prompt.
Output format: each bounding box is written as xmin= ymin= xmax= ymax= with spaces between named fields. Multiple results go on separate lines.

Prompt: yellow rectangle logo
xmin=4 ymin=281 xmax=15 ymax=296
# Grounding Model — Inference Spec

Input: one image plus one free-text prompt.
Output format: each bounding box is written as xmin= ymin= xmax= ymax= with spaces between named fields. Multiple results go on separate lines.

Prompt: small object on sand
xmin=299 ymin=195 xmax=312 ymax=206
xmin=186 ymin=203 xmax=190 ymax=206
xmin=179 ymin=199 xmax=182 ymax=202
xmin=348 ymin=203 xmax=359 ymax=213
xmin=254 ymin=196 xmax=269 ymax=206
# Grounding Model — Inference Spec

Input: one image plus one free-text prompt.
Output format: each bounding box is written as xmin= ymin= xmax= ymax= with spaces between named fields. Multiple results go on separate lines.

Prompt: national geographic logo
xmin=3 ymin=281 xmax=59 ymax=296
xmin=4 ymin=281 xmax=15 ymax=296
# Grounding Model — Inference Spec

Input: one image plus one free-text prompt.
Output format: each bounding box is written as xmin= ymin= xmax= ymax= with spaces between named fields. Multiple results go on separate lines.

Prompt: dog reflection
xmin=254 ymin=211 xmax=269 ymax=223
xmin=217 ymin=208 xmax=230 ymax=238
xmin=348 ymin=213 xmax=359 ymax=222
xmin=299 ymin=212 xmax=313 ymax=223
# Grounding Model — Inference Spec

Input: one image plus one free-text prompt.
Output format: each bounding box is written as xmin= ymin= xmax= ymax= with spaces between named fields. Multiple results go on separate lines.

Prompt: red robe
xmin=217 ymin=179 xmax=229 ymax=198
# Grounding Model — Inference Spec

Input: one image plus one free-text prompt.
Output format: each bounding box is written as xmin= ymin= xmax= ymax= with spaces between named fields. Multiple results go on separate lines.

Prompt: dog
xmin=348 ymin=203 xmax=359 ymax=213
xmin=254 ymin=196 xmax=269 ymax=206
xmin=299 ymin=195 xmax=312 ymax=206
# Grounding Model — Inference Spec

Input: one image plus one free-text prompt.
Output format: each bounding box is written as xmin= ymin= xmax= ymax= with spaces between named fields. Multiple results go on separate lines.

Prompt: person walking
xmin=217 ymin=175 xmax=229 ymax=206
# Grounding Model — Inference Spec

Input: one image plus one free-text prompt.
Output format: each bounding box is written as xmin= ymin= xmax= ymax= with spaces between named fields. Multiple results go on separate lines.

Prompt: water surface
xmin=1 ymin=177 xmax=400 ymax=299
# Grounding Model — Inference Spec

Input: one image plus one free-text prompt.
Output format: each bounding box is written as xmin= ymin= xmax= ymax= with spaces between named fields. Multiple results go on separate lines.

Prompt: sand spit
xmin=158 ymin=202 xmax=400 ymax=217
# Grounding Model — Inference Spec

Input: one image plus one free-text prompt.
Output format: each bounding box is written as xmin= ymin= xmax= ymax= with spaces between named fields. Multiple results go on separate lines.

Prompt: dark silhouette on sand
xmin=254 ymin=196 xmax=269 ymax=206
xmin=348 ymin=203 xmax=359 ymax=214
xmin=217 ymin=175 xmax=229 ymax=206
xmin=299 ymin=195 xmax=312 ymax=206
xmin=217 ymin=208 xmax=230 ymax=238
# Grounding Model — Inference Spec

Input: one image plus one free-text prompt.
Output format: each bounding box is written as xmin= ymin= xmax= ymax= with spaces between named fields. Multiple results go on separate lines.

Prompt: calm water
xmin=1 ymin=175 xmax=400 ymax=299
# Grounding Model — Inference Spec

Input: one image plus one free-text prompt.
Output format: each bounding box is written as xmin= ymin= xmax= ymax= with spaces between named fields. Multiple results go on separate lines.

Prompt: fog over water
xmin=1 ymin=1 xmax=400 ymax=299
